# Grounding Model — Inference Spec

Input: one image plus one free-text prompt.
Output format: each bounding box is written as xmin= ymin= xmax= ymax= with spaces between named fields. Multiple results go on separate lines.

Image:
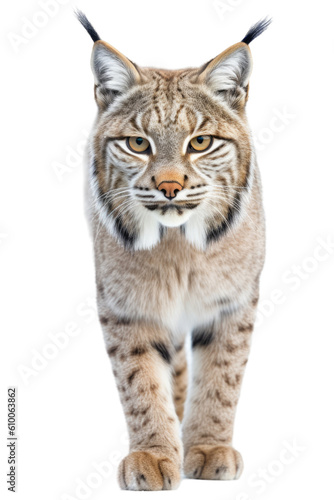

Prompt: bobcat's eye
xmin=188 ymin=135 xmax=213 ymax=153
xmin=127 ymin=137 xmax=151 ymax=154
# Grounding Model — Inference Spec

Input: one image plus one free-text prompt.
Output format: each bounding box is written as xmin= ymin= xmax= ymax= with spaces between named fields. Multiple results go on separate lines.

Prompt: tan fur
xmin=171 ymin=342 xmax=188 ymax=421
xmin=84 ymin=35 xmax=266 ymax=490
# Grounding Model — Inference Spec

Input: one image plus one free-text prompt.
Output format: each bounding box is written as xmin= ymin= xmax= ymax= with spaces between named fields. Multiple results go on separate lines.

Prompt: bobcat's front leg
xmin=182 ymin=295 xmax=258 ymax=480
xmin=99 ymin=312 xmax=182 ymax=491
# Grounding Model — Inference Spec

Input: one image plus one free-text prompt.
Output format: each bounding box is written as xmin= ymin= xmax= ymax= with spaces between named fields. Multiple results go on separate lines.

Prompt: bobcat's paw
xmin=118 ymin=451 xmax=181 ymax=490
xmin=184 ymin=445 xmax=243 ymax=480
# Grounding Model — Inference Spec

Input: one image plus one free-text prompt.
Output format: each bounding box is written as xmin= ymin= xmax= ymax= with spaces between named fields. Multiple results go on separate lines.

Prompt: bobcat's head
xmin=77 ymin=12 xmax=270 ymax=250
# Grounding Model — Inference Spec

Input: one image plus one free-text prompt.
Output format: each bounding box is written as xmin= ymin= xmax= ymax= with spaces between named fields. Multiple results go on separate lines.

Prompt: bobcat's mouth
xmin=144 ymin=203 xmax=199 ymax=213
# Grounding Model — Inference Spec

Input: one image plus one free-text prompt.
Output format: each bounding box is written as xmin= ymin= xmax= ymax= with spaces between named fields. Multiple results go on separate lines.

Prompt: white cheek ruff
xmin=183 ymin=203 xmax=209 ymax=251
xmin=133 ymin=205 xmax=162 ymax=250
xmin=89 ymin=141 xmax=163 ymax=250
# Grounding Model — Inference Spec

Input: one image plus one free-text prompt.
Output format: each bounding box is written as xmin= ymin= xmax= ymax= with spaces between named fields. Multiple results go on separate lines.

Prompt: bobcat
xmin=76 ymin=11 xmax=269 ymax=490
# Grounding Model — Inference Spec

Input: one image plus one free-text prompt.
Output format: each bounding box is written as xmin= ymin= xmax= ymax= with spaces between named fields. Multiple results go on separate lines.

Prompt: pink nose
xmin=158 ymin=181 xmax=183 ymax=200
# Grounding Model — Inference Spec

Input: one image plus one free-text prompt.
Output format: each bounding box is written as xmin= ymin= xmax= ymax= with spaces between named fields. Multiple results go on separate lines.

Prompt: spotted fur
xmin=77 ymin=12 xmax=269 ymax=490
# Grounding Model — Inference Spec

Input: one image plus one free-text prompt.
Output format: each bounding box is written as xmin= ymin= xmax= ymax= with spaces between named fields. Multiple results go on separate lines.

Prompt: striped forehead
xmin=140 ymin=72 xmax=197 ymax=133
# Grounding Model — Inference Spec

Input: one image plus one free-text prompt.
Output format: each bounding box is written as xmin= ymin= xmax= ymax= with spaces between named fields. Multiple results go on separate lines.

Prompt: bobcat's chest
xmin=100 ymin=248 xmax=243 ymax=337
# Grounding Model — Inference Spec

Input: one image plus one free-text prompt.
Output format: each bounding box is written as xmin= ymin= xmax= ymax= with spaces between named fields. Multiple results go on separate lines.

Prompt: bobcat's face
xmin=90 ymin=41 xmax=254 ymax=250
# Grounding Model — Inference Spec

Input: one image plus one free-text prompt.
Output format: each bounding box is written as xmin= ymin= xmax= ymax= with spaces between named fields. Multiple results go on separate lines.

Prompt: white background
xmin=1 ymin=0 xmax=334 ymax=499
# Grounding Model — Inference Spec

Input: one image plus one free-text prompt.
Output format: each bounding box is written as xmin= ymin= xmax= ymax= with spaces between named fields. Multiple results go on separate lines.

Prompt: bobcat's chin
xmin=153 ymin=209 xmax=193 ymax=228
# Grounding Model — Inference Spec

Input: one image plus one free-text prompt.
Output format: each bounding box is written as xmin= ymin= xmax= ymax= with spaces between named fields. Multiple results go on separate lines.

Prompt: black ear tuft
xmin=241 ymin=18 xmax=272 ymax=45
xmin=75 ymin=9 xmax=101 ymax=43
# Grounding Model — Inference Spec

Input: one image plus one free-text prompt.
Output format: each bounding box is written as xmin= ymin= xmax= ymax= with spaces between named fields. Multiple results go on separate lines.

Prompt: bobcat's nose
xmin=157 ymin=181 xmax=183 ymax=200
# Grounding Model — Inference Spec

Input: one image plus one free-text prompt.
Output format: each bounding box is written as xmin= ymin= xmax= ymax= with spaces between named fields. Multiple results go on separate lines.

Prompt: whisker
xmin=210 ymin=184 xmax=249 ymax=191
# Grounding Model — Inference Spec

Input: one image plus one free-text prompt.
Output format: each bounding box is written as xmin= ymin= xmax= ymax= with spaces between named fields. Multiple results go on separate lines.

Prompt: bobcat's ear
xmin=75 ymin=11 xmax=141 ymax=109
xmin=91 ymin=41 xmax=141 ymax=109
xmin=197 ymin=18 xmax=272 ymax=110
xmin=197 ymin=42 xmax=252 ymax=110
